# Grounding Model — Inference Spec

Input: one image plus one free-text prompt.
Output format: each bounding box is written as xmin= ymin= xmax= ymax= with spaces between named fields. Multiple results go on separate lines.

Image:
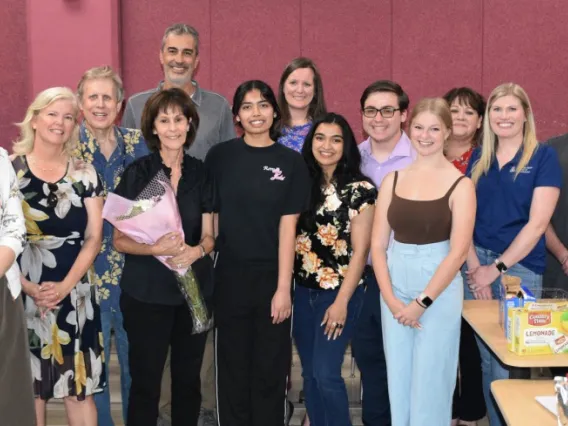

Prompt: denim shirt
xmin=75 ymin=122 xmax=150 ymax=311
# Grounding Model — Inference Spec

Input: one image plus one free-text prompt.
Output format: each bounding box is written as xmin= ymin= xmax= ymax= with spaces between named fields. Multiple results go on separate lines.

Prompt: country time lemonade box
xmin=499 ymin=275 xmax=536 ymax=346
xmin=509 ymin=302 xmax=568 ymax=355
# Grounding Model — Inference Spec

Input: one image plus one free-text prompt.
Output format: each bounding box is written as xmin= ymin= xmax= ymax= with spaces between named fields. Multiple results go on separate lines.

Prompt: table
xmin=462 ymin=300 xmax=568 ymax=378
xmin=491 ymin=379 xmax=557 ymax=425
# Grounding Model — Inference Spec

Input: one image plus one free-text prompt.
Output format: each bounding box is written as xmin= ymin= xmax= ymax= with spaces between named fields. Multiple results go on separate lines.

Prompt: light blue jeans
xmin=381 ymin=240 xmax=462 ymax=426
xmin=94 ymin=309 xmax=131 ymax=426
xmin=463 ymin=246 xmax=542 ymax=426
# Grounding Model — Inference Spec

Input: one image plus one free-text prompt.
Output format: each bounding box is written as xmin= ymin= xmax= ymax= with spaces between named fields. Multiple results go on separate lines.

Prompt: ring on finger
xmin=336 ymin=323 xmax=344 ymax=329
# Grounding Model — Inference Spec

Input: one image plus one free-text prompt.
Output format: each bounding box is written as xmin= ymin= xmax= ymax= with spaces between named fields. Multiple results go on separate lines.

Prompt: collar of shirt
xmin=157 ymin=80 xmax=201 ymax=106
xmin=79 ymin=122 xmax=128 ymax=167
xmin=490 ymin=147 xmax=524 ymax=170
xmin=359 ymin=131 xmax=415 ymax=164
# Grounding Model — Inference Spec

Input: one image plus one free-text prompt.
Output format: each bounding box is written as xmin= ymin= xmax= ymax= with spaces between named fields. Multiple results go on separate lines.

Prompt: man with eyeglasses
xmin=352 ymin=80 xmax=415 ymax=426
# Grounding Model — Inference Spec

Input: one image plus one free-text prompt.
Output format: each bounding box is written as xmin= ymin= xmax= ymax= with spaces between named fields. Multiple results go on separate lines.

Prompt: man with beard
xmin=122 ymin=23 xmax=235 ymax=160
xmin=122 ymin=24 xmax=235 ymax=426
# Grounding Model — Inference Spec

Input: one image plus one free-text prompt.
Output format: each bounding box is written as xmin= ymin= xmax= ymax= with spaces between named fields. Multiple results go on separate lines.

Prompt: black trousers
xmin=0 ymin=277 xmax=35 ymax=426
xmin=452 ymin=318 xmax=486 ymax=421
xmin=215 ymin=258 xmax=292 ymax=426
xmin=120 ymin=292 xmax=207 ymax=426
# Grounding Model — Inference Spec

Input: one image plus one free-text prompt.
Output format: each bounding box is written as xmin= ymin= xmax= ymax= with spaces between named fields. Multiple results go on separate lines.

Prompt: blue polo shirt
xmin=466 ymin=144 xmax=562 ymax=274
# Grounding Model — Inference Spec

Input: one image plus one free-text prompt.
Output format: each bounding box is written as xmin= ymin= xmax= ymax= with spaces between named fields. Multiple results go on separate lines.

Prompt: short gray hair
xmin=161 ymin=23 xmax=200 ymax=55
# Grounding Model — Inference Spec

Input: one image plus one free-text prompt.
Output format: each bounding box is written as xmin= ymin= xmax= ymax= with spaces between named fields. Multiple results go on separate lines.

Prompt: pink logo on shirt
xmin=263 ymin=166 xmax=285 ymax=181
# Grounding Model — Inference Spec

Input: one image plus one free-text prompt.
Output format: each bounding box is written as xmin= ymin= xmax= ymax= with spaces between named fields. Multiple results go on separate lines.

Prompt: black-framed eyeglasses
xmin=362 ymin=106 xmax=401 ymax=119
xmin=46 ymin=183 xmax=59 ymax=208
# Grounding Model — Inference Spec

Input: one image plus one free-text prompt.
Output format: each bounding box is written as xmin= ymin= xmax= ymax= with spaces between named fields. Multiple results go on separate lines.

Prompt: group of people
xmin=0 ymin=21 xmax=567 ymax=426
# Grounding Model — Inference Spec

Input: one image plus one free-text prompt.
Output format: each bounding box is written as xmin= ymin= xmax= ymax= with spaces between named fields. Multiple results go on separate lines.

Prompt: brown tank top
xmin=387 ymin=171 xmax=465 ymax=245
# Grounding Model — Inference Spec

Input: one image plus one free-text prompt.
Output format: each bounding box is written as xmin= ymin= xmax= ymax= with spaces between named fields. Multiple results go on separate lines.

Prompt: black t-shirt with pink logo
xmin=205 ymin=137 xmax=310 ymax=264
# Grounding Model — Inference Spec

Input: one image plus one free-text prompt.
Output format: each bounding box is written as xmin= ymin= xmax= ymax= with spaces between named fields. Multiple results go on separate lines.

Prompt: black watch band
xmin=494 ymin=259 xmax=508 ymax=274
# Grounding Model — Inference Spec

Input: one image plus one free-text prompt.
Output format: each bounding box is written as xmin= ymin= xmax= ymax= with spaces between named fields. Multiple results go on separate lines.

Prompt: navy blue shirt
xmin=466 ymin=145 xmax=562 ymax=274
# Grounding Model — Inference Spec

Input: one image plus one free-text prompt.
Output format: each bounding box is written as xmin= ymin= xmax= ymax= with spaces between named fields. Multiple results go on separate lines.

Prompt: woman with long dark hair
xmin=294 ymin=113 xmax=376 ymax=426
xmin=206 ymin=80 xmax=310 ymax=426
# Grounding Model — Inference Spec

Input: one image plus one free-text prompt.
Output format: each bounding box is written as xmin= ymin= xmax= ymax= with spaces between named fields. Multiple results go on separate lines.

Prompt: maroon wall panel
xmin=120 ymin=0 xmax=212 ymax=98
xmin=209 ymin=0 xmax=300 ymax=103
xmin=483 ymin=0 xmax=568 ymax=140
xmin=302 ymin=0 xmax=392 ymax=140
xmin=0 ymin=1 xmax=29 ymax=149
xmin=393 ymin=0 xmax=483 ymax=108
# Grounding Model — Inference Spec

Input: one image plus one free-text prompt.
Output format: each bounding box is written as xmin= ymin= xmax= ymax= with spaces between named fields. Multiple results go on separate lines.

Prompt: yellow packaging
xmin=512 ymin=303 xmax=568 ymax=356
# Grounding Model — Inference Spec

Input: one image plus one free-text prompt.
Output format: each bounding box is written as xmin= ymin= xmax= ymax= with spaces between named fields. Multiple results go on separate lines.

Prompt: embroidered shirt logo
xmin=510 ymin=166 xmax=533 ymax=174
xmin=263 ymin=166 xmax=285 ymax=181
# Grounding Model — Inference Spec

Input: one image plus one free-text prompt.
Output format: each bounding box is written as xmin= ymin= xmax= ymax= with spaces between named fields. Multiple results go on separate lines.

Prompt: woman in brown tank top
xmin=370 ymin=98 xmax=476 ymax=426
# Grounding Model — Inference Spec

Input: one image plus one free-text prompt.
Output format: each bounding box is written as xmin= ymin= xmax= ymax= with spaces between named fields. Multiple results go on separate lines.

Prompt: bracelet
xmin=198 ymin=244 xmax=206 ymax=258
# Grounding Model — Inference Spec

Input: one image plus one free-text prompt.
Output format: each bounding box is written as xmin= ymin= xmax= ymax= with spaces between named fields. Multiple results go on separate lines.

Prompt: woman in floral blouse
xmin=443 ymin=87 xmax=485 ymax=174
xmin=12 ymin=87 xmax=105 ymax=426
xmin=442 ymin=87 xmax=486 ymax=426
xmin=277 ymin=57 xmax=327 ymax=153
xmin=0 ymin=148 xmax=35 ymax=426
xmin=294 ymin=112 xmax=377 ymax=426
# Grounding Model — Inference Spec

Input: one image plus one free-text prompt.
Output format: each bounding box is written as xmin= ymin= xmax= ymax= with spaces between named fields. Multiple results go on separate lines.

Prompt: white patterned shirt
xmin=0 ymin=148 xmax=25 ymax=298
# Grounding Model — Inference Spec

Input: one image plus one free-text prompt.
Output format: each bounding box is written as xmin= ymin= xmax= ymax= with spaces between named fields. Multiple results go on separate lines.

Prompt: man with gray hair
xmin=122 ymin=23 xmax=236 ymax=160
xmin=122 ymin=24 xmax=235 ymax=426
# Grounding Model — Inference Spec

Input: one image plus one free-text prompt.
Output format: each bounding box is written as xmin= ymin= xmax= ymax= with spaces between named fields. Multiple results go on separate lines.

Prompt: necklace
xmin=28 ymin=154 xmax=67 ymax=172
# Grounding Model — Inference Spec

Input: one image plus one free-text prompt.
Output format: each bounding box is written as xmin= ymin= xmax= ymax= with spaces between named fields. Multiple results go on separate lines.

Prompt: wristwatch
xmin=494 ymin=258 xmax=508 ymax=274
xmin=416 ymin=292 xmax=433 ymax=308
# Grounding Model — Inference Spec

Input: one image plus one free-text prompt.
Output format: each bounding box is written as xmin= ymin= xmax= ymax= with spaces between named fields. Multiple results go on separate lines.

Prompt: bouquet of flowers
xmin=102 ymin=170 xmax=212 ymax=334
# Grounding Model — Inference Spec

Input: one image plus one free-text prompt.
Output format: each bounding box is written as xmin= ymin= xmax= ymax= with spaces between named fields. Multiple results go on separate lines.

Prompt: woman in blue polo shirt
xmin=465 ymin=82 xmax=561 ymax=426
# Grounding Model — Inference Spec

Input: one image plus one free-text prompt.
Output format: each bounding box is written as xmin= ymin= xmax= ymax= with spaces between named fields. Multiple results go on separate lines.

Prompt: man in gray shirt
xmin=122 ymin=23 xmax=234 ymax=426
xmin=122 ymin=23 xmax=236 ymax=160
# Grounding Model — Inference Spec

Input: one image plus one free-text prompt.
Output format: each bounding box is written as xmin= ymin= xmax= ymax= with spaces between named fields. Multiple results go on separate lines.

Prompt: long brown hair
xmin=278 ymin=57 xmax=326 ymax=127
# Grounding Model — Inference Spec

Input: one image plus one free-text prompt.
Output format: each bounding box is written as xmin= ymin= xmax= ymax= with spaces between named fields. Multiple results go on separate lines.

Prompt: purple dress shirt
xmin=359 ymin=132 xmax=416 ymax=263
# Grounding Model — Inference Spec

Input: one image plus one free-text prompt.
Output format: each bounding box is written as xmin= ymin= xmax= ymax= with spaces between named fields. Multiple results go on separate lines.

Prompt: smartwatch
xmin=494 ymin=258 xmax=508 ymax=274
xmin=416 ymin=292 xmax=433 ymax=308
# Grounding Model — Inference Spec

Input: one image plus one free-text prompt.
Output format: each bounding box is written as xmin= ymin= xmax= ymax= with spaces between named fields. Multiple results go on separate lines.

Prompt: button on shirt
xmin=466 ymin=145 xmax=562 ymax=274
xmin=75 ymin=123 xmax=150 ymax=311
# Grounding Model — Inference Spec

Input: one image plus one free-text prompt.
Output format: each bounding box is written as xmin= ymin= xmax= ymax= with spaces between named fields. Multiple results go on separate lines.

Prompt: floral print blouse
xmin=450 ymin=146 xmax=474 ymax=174
xmin=295 ymin=180 xmax=377 ymax=290
xmin=74 ymin=123 xmax=149 ymax=312
xmin=0 ymin=148 xmax=25 ymax=298
xmin=277 ymin=122 xmax=312 ymax=152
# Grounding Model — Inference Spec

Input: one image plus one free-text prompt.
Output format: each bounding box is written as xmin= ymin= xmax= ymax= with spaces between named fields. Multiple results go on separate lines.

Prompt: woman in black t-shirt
xmin=294 ymin=113 xmax=376 ymax=426
xmin=113 ymin=89 xmax=215 ymax=426
xmin=205 ymin=80 xmax=310 ymax=426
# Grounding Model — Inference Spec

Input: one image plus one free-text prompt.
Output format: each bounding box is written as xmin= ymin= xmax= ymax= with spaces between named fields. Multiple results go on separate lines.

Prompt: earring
xmin=273 ymin=113 xmax=277 ymax=118
xmin=236 ymin=117 xmax=240 ymax=122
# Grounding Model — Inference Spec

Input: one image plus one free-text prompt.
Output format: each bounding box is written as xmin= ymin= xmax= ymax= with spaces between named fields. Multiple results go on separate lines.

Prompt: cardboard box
xmin=500 ymin=275 xmax=536 ymax=340
xmin=511 ymin=303 xmax=568 ymax=356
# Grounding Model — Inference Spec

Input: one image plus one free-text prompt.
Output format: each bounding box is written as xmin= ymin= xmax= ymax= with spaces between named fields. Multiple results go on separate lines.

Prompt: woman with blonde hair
xmin=465 ymin=83 xmax=561 ymax=426
xmin=373 ymin=98 xmax=475 ymax=425
xmin=12 ymin=87 xmax=106 ymax=426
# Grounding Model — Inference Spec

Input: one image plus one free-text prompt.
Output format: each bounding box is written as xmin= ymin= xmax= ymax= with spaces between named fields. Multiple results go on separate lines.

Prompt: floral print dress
xmin=12 ymin=155 xmax=106 ymax=400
